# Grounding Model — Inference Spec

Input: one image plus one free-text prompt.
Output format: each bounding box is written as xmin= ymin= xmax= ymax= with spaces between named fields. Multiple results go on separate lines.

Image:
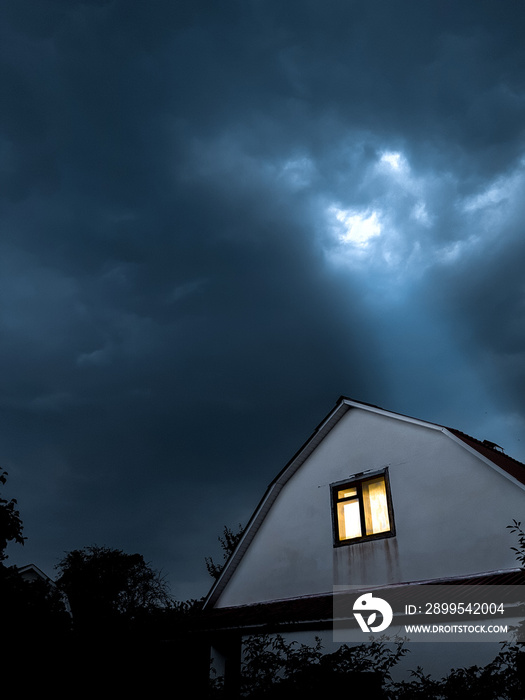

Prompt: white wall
xmin=215 ymin=407 xmax=525 ymax=607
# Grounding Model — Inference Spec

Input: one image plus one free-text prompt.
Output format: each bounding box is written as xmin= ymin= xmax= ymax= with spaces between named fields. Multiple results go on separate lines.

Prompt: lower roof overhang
xmin=199 ymin=568 xmax=525 ymax=636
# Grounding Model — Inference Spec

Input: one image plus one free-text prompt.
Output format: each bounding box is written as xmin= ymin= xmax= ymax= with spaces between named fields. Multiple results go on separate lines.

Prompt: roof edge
xmin=203 ymin=397 xmax=352 ymax=609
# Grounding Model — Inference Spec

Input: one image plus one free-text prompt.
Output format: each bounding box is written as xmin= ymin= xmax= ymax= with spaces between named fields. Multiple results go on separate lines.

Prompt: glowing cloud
xmin=380 ymin=151 xmax=404 ymax=171
xmin=330 ymin=207 xmax=382 ymax=247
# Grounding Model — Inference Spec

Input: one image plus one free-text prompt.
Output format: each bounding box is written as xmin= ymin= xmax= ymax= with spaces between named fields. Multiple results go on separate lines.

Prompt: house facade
xmin=202 ymin=397 xmax=525 ymax=693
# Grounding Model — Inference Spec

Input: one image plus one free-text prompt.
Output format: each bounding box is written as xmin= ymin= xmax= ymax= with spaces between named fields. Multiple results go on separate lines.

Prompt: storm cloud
xmin=1 ymin=0 xmax=524 ymax=599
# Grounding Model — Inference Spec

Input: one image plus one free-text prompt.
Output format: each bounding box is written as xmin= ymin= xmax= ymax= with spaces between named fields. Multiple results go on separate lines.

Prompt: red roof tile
xmin=447 ymin=428 xmax=525 ymax=485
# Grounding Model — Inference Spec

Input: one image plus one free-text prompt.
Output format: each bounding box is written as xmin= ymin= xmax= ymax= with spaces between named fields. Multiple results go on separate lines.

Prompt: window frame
xmin=330 ymin=468 xmax=395 ymax=547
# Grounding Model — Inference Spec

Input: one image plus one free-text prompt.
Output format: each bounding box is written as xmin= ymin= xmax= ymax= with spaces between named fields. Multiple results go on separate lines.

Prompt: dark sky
xmin=2 ymin=0 xmax=525 ymax=600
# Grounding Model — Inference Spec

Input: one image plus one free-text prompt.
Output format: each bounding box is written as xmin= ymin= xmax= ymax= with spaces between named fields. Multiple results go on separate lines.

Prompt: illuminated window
xmin=332 ymin=470 xmax=395 ymax=545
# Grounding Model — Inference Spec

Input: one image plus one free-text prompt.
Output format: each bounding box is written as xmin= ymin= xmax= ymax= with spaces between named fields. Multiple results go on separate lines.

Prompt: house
xmin=201 ymin=396 xmax=525 ymax=695
xmin=17 ymin=563 xmax=55 ymax=585
xmin=15 ymin=562 xmax=72 ymax=616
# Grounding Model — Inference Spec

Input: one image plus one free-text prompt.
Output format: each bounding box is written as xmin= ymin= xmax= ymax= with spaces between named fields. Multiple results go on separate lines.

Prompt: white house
xmin=17 ymin=563 xmax=55 ymax=585
xmin=202 ymin=397 xmax=525 ymax=693
xmin=15 ymin=563 xmax=72 ymax=616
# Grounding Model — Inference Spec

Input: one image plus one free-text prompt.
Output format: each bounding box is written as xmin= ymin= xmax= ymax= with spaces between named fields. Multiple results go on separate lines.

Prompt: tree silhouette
xmin=206 ymin=523 xmax=245 ymax=581
xmin=0 ymin=470 xmax=25 ymax=560
xmin=55 ymin=544 xmax=172 ymax=637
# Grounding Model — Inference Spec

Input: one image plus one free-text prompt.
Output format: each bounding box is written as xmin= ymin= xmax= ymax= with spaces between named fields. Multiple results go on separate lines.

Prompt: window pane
xmin=337 ymin=486 xmax=357 ymax=499
xmin=337 ymin=499 xmax=362 ymax=540
xmin=362 ymin=476 xmax=390 ymax=535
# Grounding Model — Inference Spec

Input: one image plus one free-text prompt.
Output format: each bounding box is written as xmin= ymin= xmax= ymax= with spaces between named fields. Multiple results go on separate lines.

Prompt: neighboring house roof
xmin=16 ymin=563 xmax=73 ymax=616
xmin=203 ymin=396 xmax=525 ymax=610
xmin=16 ymin=563 xmax=55 ymax=584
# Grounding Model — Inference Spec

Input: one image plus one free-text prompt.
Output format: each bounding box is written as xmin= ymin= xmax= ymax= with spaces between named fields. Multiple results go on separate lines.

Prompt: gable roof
xmin=16 ymin=563 xmax=55 ymax=584
xmin=203 ymin=396 xmax=525 ymax=609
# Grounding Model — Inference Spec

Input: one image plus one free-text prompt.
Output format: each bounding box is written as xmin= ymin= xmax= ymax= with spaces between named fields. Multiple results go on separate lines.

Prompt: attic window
xmin=332 ymin=470 xmax=395 ymax=546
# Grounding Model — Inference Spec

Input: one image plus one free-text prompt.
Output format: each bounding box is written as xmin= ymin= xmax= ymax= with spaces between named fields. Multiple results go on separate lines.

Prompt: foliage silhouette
xmin=0 ymin=564 xmax=72 ymax=642
xmin=55 ymin=544 xmax=172 ymax=637
xmin=206 ymin=523 xmax=245 ymax=581
xmin=0 ymin=470 xmax=25 ymax=560
xmin=0 ymin=472 xmax=71 ymax=647
xmin=388 ymin=641 xmax=523 ymax=699
xmin=209 ymin=632 xmax=524 ymax=699
xmin=209 ymin=633 xmax=405 ymax=698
